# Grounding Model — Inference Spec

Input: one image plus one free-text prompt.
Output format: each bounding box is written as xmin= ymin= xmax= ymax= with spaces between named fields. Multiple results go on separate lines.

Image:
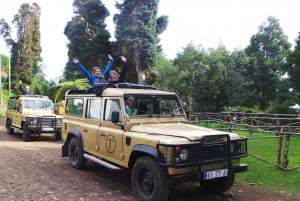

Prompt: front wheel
xmin=6 ymin=119 xmax=14 ymax=135
xmin=68 ymin=137 xmax=86 ymax=169
xmin=132 ymin=156 xmax=170 ymax=201
xmin=22 ymin=123 xmax=30 ymax=141
xmin=55 ymin=131 xmax=62 ymax=141
xmin=200 ymin=173 xmax=235 ymax=194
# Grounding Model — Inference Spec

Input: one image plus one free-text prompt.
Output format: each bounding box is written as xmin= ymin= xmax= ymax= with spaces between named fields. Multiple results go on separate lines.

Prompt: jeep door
xmin=84 ymin=98 xmax=102 ymax=154
xmin=99 ymin=98 xmax=124 ymax=162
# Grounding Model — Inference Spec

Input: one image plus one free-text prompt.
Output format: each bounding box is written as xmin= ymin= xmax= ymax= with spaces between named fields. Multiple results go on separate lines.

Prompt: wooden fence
xmin=189 ymin=112 xmax=300 ymax=170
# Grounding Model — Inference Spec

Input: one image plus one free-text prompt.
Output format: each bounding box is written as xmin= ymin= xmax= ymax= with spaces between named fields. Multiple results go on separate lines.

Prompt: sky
xmin=0 ymin=0 xmax=300 ymax=81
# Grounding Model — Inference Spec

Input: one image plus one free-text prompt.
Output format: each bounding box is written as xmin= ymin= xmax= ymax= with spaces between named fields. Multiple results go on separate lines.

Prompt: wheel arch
xmin=128 ymin=144 xmax=159 ymax=168
xmin=62 ymin=129 xmax=83 ymax=157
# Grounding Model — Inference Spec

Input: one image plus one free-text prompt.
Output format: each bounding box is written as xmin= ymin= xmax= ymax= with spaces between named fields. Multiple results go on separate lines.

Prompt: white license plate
xmin=42 ymin=128 xmax=54 ymax=131
xmin=204 ymin=169 xmax=228 ymax=180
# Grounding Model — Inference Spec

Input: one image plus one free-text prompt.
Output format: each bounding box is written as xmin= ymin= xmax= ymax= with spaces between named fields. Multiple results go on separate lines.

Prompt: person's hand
xmin=120 ymin=56 xmax=126 ymax=62
xmin=108 ymin=54 xmax=113 ymax=60
xmin=72 ymin=57 xmax=79 ymax=63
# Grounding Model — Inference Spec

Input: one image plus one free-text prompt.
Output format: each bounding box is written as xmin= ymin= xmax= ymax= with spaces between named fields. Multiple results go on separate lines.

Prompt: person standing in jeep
xmin=72 ymin=54 xmax=114 ymax=87
xmin=108 ymin=56 xmax=127 ymax=84
xmin=19 ymin=80 xmax=31 ymax=95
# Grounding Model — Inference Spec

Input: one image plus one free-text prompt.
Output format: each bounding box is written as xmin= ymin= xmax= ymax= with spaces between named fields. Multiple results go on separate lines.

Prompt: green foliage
xmin=49 ymin=78 xmax=90 ymax=103
xmin=64 ymin=0 xmax=112 ymax=80
xmin=244 ymin=16 xmax=291 ymax=110
xmin=114 ymin=0 xmax=168 ymax=84
xmin=0 ymin=3 xmax=42 ymax=93
xmin=286 ymin=33 xmax=300 ymax=101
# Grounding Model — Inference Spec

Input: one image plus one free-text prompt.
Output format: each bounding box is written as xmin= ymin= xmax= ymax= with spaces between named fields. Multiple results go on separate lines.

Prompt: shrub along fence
xmin=189 ymin=112 xmax=300 ymax=170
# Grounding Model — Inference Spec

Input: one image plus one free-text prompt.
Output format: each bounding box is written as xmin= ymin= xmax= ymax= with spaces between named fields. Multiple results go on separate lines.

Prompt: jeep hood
xmin=23 ymin=109 xmax=56 ymax=116
xmin=130 ymin=122 xmax=240 ymax=141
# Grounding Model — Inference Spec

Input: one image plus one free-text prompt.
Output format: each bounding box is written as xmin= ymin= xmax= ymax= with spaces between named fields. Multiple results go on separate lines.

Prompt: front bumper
xmin=169 ymin=163 xmax=248 ymax=184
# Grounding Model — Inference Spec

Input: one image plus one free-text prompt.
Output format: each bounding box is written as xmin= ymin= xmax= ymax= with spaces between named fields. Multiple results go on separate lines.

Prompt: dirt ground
xmin=0 ymin=119 xmax=299 ymax=201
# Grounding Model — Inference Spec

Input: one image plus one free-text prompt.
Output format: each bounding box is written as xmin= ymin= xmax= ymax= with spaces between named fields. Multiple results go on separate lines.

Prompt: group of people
xmin=73 ymin=54 xmax=137 ymax=115
xmin=19 ymin=54 xmax=137 ymax=116
xmin=72 ymin=54 xmax=127 ymax=87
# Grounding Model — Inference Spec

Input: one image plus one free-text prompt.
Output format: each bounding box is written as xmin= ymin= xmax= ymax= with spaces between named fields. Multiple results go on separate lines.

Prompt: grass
xmin=197 ymin=122 xmax=300 ymax=195
xmin=235 ymin=131 xmax=300 ymax=195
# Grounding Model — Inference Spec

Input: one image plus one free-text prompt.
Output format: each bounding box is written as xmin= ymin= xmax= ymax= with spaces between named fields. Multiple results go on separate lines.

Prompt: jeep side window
xmin=104 ymin=99 xmax=123 ymax=122
xmin=65 ymin=98 xmax=84 ymax=117
xmin=86 ymin=99 xmax=101 ymax=120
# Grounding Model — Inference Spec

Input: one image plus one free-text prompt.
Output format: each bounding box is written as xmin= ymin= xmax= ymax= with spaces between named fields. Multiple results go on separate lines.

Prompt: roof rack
xmin=9 ymin=95 xmax=50 ymax=99
xmin=66 ymin=82 xmax=156 ymax=96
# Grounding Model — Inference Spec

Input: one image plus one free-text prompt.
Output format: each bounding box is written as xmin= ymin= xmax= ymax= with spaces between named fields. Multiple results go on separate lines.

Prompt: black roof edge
xmin=9 ymin=95 xmax=49 ymax=99
xmin=66 ymin=82 xmax=156 ymax=96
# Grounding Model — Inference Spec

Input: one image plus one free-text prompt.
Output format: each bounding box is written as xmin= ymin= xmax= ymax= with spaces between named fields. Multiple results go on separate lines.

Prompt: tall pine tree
xmin=63 ymin=0 xmax=112 ymax=81
xmin=113 ymin=0 xmax=168 ymax=84
xmin=245 ymin=16 xmax=291 ymax=110
xmin=0 ymin=3 xmax=42 ymax=93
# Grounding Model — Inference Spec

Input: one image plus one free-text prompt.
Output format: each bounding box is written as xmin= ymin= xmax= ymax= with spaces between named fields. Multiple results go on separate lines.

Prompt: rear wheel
xmin=68 ymin=137 xmax=86 ymax=169
xmin=132 ymin=156 xmax=170 ymax=201
xmin=200 ymin=173 xmax=235 ymax=194
xmin=6 ymin=119 xmax=14 ymax=135
xmin=22 ymin=123 xmax=30 ymax=141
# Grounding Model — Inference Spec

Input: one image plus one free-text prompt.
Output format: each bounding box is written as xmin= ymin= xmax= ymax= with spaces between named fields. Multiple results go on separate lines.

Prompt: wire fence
xmin=189 ymin=112 xmax=300 ymax=170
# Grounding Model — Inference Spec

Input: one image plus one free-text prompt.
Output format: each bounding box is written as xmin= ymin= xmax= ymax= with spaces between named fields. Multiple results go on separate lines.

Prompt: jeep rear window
xmin=123 ymin=94 xmax=185 ymax=116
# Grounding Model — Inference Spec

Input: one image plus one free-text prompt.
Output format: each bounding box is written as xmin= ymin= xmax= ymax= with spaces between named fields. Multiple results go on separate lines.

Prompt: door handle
xmin=82 ymin=128 xmax=88 ymax=132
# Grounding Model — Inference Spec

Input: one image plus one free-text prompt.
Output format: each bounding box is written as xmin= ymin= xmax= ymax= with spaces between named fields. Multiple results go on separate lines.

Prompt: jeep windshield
xmin=124 ymin=94 xmax=185 ymax=116
xmin=23 ymin=99 xmax=53 ymax=110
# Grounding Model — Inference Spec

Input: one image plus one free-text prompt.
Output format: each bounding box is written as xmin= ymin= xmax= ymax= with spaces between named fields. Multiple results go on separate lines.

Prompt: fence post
xmin=282 ymin=128 xmax=291 ymax=168
xmin=276 ymin=127 xmax=283 ymax=168
xmin=249 ymin=114 xmax=254 ymax=134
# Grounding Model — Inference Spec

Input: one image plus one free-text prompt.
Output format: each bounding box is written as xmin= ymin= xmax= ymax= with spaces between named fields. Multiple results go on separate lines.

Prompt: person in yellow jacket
xmin=57 ymin=100 xmax=65 ymax=115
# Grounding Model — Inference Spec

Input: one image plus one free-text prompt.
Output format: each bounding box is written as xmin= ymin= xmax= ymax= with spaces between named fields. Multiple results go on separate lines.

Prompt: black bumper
xmin=169 ymin=164 xmax=248 ymax=185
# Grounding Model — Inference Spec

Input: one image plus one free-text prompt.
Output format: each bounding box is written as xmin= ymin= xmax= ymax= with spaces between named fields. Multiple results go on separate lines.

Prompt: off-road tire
xmin=6 ymin=119 xmax=14 ymax=135
xmin=55 ymin=131 xmax=62 ymax=141
xmin=68 ymin=137 xmax=86 ymax=169
xmin=132 ymin=156 xmax=170 ymax=201
xmin=22 ymin=123 xmax=30 ymax=141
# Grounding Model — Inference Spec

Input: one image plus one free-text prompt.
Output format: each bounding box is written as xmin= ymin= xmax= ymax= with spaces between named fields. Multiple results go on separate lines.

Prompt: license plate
xmin=42 ymin=128 xmax=54 ymax=131
xmin=204 ymin=169 xmax=228 ymax=180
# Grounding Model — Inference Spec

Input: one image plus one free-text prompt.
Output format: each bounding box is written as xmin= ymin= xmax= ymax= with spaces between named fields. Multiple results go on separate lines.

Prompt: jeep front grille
xmin=157 ymin=134 xmax=247 ymax=167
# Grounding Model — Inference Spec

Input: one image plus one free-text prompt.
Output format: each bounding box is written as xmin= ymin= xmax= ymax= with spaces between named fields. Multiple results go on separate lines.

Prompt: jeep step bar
xmin=83 ymin=154 xmax=121 ymax=170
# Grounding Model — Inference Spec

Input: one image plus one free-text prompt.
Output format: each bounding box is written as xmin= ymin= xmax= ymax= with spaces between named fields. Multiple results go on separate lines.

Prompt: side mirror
xmin=111 ymin=111 xmax=120 ymax=123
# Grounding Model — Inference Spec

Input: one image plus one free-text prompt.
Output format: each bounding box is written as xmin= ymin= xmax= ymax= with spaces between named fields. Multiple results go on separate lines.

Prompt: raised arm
xmin=102 ymin=54 xmax=114 ymax=78
xmin=72 ymin=57 xmax=93 ymax=82
xmin=118 ymin=56 xmax=127 ymax=83
xmin=19 ymin=80 xmax=26 ymax=95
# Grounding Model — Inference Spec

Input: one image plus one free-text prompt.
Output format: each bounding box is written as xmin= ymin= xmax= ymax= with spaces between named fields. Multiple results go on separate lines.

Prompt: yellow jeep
xmin=61 ymin=83 xmax=248 ymax=201
xmin=5 ymin=95 xmax=63 ymax=141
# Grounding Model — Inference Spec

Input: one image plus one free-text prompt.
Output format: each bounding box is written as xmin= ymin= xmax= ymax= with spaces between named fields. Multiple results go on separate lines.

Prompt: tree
xmin=0 ymin=3 xmax=42 ymax=94
xmin=286 ymin=33 xmax=300 ymax=95
xmin=245 ymin=16 xmax=291 ymax=110
xmin=64 ymin=0 xmax=112 ymax=81
xmin=113 ymin=0 xmax=168 ymax=84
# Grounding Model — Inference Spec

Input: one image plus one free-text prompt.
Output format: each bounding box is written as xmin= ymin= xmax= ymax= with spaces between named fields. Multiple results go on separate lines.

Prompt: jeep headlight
xmin=175 ymin=147 xmax=189 ymax=163
xmin=27 ymin=117 xmax=38 ymax=125
xmin=179 ymin=149 xmax=189 ymax=161
xmin=55 ymin=118 xmax=62 ymax=125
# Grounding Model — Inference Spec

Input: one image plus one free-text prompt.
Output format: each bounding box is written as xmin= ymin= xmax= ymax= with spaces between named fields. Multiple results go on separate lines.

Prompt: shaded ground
xmin=0 ymin=119 xmax=299 ymax=201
